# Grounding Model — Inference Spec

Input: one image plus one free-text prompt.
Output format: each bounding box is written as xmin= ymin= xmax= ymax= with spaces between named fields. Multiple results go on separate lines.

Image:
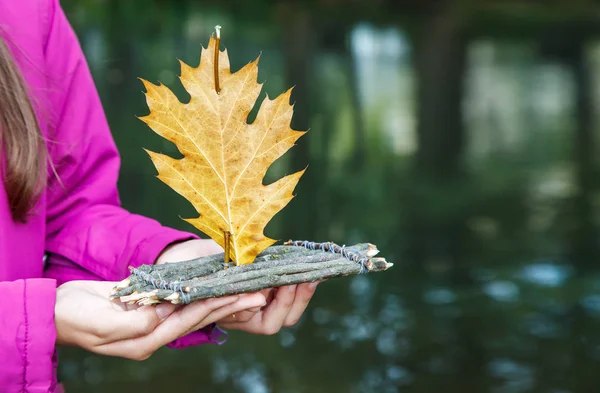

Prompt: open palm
xmin=55 ymin=280 xmax=266 ymax=360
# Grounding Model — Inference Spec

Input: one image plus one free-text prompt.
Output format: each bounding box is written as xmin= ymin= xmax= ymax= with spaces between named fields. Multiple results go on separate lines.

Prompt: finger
xmin=259 ymin=285 xmax=297 ymax=335
xmin=83 ymin=305 xmax=165 ymax=348
xmin=87 ymin=287 xmax=176 ymax=343
xmin=95 ymin=295 xmax=240 ymax=359
xmin=217 ymin=286 xmax=296 ymax=333
xmin=283 ymin=282 xmax=318 ymax=327
xmin=215 ymin=293 xmax=265 ymax=324
xmin=116 ymin=303 xmax=176 ymax=340
xmin=189 ymin=293 xmax=266 ymax=331
xmin=214 ymin=306 xmax=261 ymax=324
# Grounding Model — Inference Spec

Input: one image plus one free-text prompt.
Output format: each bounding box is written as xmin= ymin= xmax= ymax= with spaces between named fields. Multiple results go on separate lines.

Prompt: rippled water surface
xmin=57 ymin=2 xmax=600 ymax=392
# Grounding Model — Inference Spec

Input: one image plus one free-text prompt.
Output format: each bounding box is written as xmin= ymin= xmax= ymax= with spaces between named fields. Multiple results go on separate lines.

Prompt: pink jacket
xmin=0 ymin=1 xmax=225 ymax=392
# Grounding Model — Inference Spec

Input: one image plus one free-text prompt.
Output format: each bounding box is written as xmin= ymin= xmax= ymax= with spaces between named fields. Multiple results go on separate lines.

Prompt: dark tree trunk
xmin=404 ymin=7 xmax=486 ymax=390
xmin=570 ymin=39 xmax=597 ymax=272
xmin=277 ymin=3 xmax=317 ymax=239
xmin=105 ymin=0 xmax=138 ymax=110
xmin=405 ymin=5 xmax=469 ymax=277
xmin=540 ymin=27 xmax=599 ymax=272
xmin=348 ymin=48 xmax=367 ymax=169
xmin=280 ymin=5 xmax=313 ymax=170
xmin=414 ymin=8 xmax=467 ymax=179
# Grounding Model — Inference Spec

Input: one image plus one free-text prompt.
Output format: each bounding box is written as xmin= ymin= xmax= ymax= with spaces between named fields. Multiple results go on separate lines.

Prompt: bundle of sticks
xmin=110 ymin=240 xmax=393 ymax=306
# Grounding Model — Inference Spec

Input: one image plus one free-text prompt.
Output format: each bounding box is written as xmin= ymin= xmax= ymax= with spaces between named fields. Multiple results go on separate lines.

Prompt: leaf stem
xmin=224 ymin=230 xmax=231 ymax=266
xmin=214 ymin=25 xmax=221 ymax=93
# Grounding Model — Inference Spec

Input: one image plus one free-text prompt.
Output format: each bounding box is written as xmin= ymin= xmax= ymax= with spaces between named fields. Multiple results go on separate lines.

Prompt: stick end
xmin=115 ymin=278 xmax=130 ymax=290
xmin=165 ymin=292 xmax=181 ymax=304
xmin=138 ymin=297 xmax=160 ymax=306
xmin=369 ymin=257 xmax=394 ymax=271
xmin=120 ymin=291 xmax=140 ymax=304
xmin=366 ymin=243 xmax=380 ymax=257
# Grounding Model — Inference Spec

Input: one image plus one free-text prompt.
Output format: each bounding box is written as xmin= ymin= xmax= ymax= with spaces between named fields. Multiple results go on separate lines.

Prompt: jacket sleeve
xmin=41 ymin=1 xmax=225 ymax=348
xmin=43 ymin=0 xmax=195 ymax=279
xmin=0 ymin=279 xmax=58 ymax=393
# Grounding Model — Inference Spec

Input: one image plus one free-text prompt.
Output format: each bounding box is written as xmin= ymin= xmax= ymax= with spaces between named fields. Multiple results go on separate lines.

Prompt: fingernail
xmin=156 ymin=303 xmax=175 ymax=320
xmin=309 ymin=281 xmax=319 ymax=290
xmin=288 ymin=285 xmax=297 ymax=292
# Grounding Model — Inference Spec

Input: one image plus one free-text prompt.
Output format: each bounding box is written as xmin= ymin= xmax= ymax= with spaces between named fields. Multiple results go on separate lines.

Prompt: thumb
xmin=129 ymin=303 xmax=177 ymax=337
xmin=105 ymin=303 xmax=176 ymax=342
xmin=96 ymin=295 xmax=241 ymax=359
xmin=155 ymin=303 xmax=176 ymax=321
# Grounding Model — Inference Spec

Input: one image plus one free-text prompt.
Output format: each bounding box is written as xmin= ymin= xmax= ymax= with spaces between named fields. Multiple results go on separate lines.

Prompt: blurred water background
xmin=56 ymin=1 xmax=600 ymax=392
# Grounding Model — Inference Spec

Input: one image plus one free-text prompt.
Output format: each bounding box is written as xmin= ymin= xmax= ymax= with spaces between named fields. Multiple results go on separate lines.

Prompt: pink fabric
xmin=0 ymin=280 xmax=57 ymax=393
xmin=0 ymin=1 xmax=225 ymax=392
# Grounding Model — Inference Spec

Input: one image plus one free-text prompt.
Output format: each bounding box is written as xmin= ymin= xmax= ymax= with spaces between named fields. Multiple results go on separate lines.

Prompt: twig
xmin=111 ymin=241 xmax=393 ymax=305
xmin=224 ymin=230 xmax=231 ymax=266
xmin=214 ymin=25 xmax=221 ymax=93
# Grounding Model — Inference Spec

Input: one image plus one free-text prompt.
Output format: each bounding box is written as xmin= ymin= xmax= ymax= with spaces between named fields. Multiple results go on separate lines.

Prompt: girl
xmin=0 ymin=1 xmax=318 ymax=392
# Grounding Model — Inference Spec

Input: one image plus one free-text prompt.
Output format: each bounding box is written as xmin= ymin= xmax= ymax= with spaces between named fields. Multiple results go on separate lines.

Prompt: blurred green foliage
xmin=57 ymin=1 xmax=600 ymax=392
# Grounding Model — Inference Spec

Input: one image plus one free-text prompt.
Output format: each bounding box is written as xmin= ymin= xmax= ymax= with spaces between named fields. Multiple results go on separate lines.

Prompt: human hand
xmin=155 ymin=238 xmax=321 ymax=335
xmin=55 ymin=280 xmax=266 ymax=360
xmin=155 ymin=238 xmax=223 ymax=265
xmin=216 ymin=282 xmax=320 ymax=335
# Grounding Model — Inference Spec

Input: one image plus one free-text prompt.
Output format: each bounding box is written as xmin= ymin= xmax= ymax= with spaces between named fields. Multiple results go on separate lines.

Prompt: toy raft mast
xmin=111 ymin=26 xmax=393 ymax=306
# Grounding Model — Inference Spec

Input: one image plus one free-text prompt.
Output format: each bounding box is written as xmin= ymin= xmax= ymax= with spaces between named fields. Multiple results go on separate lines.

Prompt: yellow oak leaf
xmin=139 ymin=34 xmax=306 ymax=265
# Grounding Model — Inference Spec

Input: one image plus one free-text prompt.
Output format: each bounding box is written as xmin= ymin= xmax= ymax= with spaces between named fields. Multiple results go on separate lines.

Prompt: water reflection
xmin=519 ymin=263 xmax=572 ymax=287
xmin=482 ymin=280 xmax=520 ymax=302
xmin=56 ymin=1 xmax=600 ymax=392
xmin=211 ymin=356 xmax=270 ymax=393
